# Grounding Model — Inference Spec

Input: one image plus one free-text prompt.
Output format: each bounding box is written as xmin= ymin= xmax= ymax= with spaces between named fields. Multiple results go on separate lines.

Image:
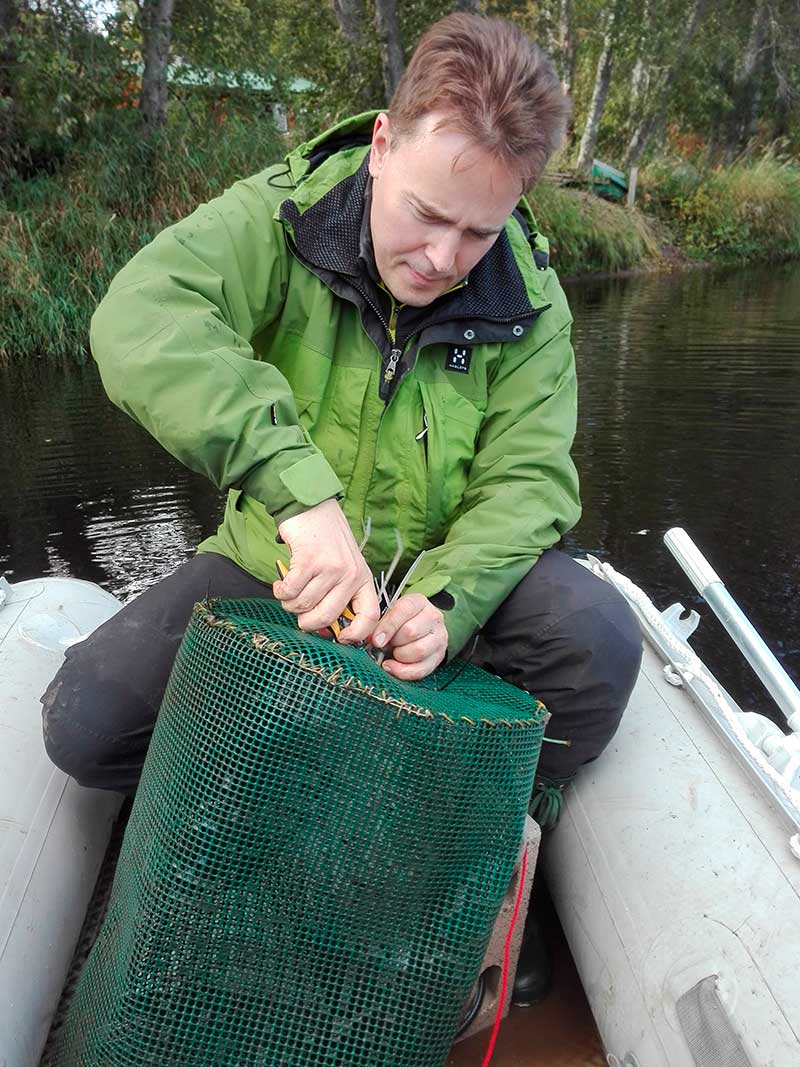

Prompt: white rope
xmin=583 ymin=556 xmax=800 ymax=850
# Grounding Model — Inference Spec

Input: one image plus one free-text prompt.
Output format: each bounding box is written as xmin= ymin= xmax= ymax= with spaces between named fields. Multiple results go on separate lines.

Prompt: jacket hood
xmin=284 ymin=111 xmax=379 ymax=186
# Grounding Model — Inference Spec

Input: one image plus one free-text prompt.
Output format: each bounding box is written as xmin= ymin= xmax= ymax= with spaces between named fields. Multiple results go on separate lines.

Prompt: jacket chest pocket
xmin=294 ymin=364 xmax=372 ymax=495
xmin=419 ymin=380 xmax=484 ymax=546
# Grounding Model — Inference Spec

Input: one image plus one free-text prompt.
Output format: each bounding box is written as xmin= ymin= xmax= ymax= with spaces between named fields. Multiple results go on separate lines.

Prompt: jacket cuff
xmin=243 ymin=450 xmax=344 ymax=527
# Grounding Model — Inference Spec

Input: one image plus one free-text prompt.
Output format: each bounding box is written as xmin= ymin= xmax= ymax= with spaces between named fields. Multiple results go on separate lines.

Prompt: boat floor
xmin=449 ymin=888 xmax=605 ymax=1067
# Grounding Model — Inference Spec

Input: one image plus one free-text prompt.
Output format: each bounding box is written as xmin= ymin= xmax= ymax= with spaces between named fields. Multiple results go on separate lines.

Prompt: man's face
xmin=367 ymin=112 xmax=523 ymax=307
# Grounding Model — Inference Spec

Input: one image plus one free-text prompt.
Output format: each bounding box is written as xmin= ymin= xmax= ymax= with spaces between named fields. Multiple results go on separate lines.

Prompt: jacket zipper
xmin=345 ymin=278 xmax=405 ymax=402
xmin=383 ymin=295 xmax=404 ymax=393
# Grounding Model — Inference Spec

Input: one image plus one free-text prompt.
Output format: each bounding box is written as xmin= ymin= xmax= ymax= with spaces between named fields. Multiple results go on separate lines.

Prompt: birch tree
xmin=139 ymin=0 xmax=176 ymax=133
xmin=722 ymin=0 xmax=771 ymax=156
xmin=555 ymin=0 xmax=576 ymax=97
xmin=554 ymin=0 xmax=576 ymax=145
xmin=627 ymin=0 xmax=651 ymax=124
xmin=575 ymin=3 xmax=618 ymax=174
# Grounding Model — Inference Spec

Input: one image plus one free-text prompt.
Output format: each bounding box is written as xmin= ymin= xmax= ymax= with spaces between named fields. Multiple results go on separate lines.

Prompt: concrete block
xmin=456 ymin=815 xmax=541 ymax=1041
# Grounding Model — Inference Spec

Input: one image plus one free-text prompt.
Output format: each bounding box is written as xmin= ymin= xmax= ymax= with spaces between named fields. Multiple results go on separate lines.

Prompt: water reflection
xmin=562 ymin=263 xmax=800 ymax=711
xmin=0 ymin=362 xmax=222 ymax=595
xmin=1 ymin=263 xmax=798 ymax=713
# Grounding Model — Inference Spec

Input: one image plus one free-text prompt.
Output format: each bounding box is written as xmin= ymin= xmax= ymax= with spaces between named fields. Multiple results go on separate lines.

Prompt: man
xmin=41 ymin=14 xmax=642 ymax=1005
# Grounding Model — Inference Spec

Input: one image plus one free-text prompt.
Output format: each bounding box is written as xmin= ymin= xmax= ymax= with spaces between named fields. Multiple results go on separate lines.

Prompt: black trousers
xmin=41 ymin=549 xmax=642 ymax=795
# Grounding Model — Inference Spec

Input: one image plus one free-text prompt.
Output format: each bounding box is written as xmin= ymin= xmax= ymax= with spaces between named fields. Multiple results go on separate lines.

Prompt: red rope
xmin=481 ymin=845 xmax=529 ymax=1067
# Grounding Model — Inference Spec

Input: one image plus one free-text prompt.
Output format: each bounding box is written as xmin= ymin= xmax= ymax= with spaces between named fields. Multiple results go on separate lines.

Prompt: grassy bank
xmin=0 ymin=113 xmax=283 ymax=365
xmin=3 ymin=125 xmax=800 ymax=364
xmin=530 ymin=182 xmax=663 ymax=276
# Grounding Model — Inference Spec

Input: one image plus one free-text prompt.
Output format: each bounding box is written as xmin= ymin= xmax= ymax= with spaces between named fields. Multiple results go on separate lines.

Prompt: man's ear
xmin=368 ymin=112 xmax=391 ymax=180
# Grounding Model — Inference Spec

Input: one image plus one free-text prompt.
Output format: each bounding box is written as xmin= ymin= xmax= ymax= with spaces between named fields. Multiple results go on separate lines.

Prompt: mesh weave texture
xmin=53 ymin=598 xmax=546 ymax=1067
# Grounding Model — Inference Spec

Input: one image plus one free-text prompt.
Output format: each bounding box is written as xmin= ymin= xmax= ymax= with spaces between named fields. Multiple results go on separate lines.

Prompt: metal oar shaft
xmin=664 ymin=527 xmax=800 ymax=725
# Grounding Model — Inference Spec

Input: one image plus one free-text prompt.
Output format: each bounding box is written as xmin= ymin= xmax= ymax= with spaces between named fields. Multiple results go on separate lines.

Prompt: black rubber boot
xmin=511 ymin=902 xmax=553 ymax=1007
xmin=511 ymin=773 xmax=574 ymax=1006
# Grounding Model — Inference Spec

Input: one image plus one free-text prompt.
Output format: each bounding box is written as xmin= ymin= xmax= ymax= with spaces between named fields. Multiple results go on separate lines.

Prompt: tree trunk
xmin=575 ymin=9 xmax=616 ymax=175
xmin=374 ymin=0 xmax=404 ymax=102
xmin=627 ymin=0 xmax=651 ymax=121
xmin=557 ymin=0 xmax=576 ymax=147
xmin=331 ymin=0 xmax=364 ymax=45
xmin=623 ymin=0 xmax=708 ymax=168
xmin=771 ymin=38 xmax=794 ymax=141
xmin=139 ymin=0 xmax=175 ymax=134
xmin=724 ymin=0 xmax=771 ymax=157
xmin=558 ymin=0 xmax=576 ymax=95
xmin=0 ymin=0 xmax=18 ymax=171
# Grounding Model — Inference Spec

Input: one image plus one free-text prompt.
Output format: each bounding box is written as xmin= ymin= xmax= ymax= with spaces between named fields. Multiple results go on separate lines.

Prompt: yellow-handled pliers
xmin=275 ymin=559 xmax=356 ymax=641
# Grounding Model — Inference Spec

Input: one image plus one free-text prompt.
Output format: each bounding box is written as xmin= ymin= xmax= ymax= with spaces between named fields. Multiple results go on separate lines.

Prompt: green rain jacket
xmin=90 ymin=113 xmax=581 ymax=657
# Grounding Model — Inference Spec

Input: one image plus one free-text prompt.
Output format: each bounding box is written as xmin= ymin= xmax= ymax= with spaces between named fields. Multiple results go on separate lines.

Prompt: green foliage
xmin=0 ymin=109 xmax=283 ymax=364
xmin=269 ymin=0 xmax=382 ymax=127
xmin=4 ymin=0 xmax=800 ymax=365
xmin=638 ymin=157 xmax=704 ymax=208
xmin=11 ymin=3 xmax=121 ymax=172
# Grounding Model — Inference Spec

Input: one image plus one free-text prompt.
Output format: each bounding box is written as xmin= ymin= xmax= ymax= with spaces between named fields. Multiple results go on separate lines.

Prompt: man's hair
xmin=389 ymin=13 xmax=570 ymax=190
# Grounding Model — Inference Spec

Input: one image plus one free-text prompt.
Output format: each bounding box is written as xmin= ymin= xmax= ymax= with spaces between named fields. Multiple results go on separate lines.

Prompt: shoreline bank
xmin=2 ymin=126 xmax=799 ymax=366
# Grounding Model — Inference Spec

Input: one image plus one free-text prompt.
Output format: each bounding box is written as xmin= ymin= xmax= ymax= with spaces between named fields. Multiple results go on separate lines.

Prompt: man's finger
xmin=273 ymin=558 xmax=321 ymax=601
xmin=382 ymin=653 xmax=443 ymax=681
xmin=389 ymin=633 xmax=443 ymax=664
xmin=337 ymin=582 xmax=381 ymax=644
xmin=371 ymin=594 xmax=427 ymax=651
xmin=279 ymin=571 xmax=338 ymax=615
xmin=391 ymin=614 xmax=444 ymax=650
xmin=296 ymin=582 xmax=373 ymax=635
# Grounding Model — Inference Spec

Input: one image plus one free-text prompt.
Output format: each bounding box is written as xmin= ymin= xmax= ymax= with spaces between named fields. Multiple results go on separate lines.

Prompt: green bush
xmin=639 ymin=149 xmax=800 ymax=261
xmin=638 ymin=157 xmax=704 ymax=213
xmin=0 ymin=108 xmax=284 ymax=364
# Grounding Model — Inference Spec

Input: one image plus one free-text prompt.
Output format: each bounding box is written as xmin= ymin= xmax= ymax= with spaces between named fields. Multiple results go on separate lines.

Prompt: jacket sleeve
xmin=406 ymin=277 xmax=581 ymax=657
xmin=90 ymin=171 xmax=343 ymax=526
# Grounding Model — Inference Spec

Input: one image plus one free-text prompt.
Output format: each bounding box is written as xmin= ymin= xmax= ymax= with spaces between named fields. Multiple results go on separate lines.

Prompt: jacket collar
xmin=278 ymin=151 xmax=544 ymax=334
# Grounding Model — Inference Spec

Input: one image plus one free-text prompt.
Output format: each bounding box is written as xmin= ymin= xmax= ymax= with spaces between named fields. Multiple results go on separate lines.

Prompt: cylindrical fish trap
xmin=52 ymin=597 xmax=546 ymax=1067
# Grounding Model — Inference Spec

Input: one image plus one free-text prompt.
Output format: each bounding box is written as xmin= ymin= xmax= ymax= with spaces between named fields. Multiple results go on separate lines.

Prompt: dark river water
xmin=2 ymin=263 xmax=798 ymax=717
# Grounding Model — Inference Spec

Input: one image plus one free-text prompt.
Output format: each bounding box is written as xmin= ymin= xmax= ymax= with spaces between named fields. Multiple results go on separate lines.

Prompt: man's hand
xmin=275 ymin=499 xmax=380 ymax=643
xmin=372 ymin=594 xmax=448 ymax=680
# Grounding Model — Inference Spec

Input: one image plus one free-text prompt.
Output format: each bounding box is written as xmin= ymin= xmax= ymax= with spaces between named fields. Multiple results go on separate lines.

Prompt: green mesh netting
xmin=53 ymin=598 xmax=546 ymax=1067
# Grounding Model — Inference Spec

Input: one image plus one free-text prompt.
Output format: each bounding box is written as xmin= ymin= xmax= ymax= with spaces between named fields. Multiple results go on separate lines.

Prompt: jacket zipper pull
xmin=416 ymin=412 xmax=428 ymax=462
xmin=384 ymin=348 xmax=402 ymax=385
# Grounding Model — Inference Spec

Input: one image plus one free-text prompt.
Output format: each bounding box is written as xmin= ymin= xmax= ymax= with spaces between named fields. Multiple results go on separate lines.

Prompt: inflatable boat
xmin=1 ymin=530 xmax=798 ymax=1067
